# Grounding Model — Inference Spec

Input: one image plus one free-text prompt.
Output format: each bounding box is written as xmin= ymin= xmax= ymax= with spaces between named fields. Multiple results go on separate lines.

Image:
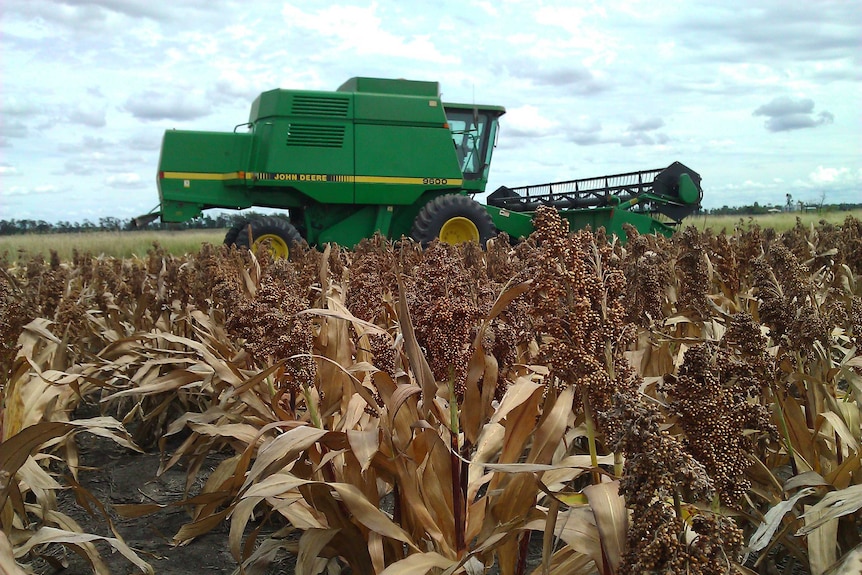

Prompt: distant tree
xmin=98 ymin=217 xmax=122 ymax=231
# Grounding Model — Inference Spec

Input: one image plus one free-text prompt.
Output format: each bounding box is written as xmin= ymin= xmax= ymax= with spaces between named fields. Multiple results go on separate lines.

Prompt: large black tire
xmin=224 ymin=216 xmax=304 ymax=259
xmin=411 ymin=194 xmax=497 ymax=248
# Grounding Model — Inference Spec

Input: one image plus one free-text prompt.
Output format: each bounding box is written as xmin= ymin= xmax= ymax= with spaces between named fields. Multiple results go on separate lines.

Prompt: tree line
xmin=0 ymin=213 xmax=260 ymax=236
xmin=704 ymin=202 xmax=862 ymax=216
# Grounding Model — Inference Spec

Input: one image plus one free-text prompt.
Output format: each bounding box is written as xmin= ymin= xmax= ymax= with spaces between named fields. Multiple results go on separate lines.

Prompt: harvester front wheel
xmin=411 ymin=194 xmax=497 ymax=247
xmin=225 ymin=216 xmax=304 ymax=259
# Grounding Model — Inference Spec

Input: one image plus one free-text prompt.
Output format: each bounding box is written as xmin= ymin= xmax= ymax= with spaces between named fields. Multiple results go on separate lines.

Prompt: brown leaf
xmin=175 ymin=507 xmax=232 ymax=545
xmin=389 ymin=384 xmax=421 ymax=423
xmin=749 ymin=488 xmax=815 ymax=552
xmin=783 ymin=471 xmax=830 ymax=492
xmin=378 ymin=550 xmax=455 ymax=574
xmin=114 ymin=503 xmax=167 ymax=518
xmin=0 ymin=421 xmax=73 ymax=510
xmin=13 ymin=526 xmax=153 ymax=574
xmin=461 ymin=347 xmax=486 ymax=445
xmin=0 ymin=531 xmax=27 ymax=575
xmin=819 ymin=411 xmax=860 ymax=453
xmin=796 ymin=484 xmax=862 ymax=535
xmin=106 ymin=368 xmax=204 ymax=399
xmin=188 ymin=422 xmax=263 ymax=445
xmin=230 ymin=497 xmax=266 ymax=561
xmin=804 ymin=503 xmax=839 ymax=575
xmin=296 ymin=528 xmax=339 ymax=575
xmin=298 ymin=305 xmax=389 ymax=336
xmin=396 ymin=273 xmax=440 ymax=422
xmin=824 ymin=545 xmax=862 ymax=575
xmin=583 ymin=480 xmax=627 ymax=574
xmin=489 ymin=375 xmax=543 ymax=426
xmin=775 ymin=392 xmax=816 ymax=472
xmin=525 ymin=545 xmax=596 ymax=575
xmin=462 ymin=280 xmax=532 ymax=444
xmin=528 ymin=385 xmax=574 ymax=464
xmin=241 ymin=426 xmax=329 ymax=492
xmin=330 ymin=482 xmax=417 ymax=549
xmin=347 ymin=429 xmax=380 ymax=473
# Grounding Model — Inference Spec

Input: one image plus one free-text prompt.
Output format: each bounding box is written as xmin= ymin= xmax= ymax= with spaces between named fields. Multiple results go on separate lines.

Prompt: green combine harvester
xmin=140 ymin=77 xmax=702 ymax=256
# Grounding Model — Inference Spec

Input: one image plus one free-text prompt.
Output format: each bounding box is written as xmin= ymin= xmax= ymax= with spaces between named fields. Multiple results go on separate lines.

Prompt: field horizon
xmin=1 ymin=208 xmax=860 ymax=261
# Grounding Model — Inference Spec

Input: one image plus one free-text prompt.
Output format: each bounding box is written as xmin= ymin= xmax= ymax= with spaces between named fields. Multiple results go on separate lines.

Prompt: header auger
xmin=141 ymin=77 xmax=702 ymax=255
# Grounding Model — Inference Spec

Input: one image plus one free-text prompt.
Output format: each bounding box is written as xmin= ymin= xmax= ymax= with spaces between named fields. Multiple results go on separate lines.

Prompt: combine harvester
xmin=139 ymin=77 xmax=702 ymax=256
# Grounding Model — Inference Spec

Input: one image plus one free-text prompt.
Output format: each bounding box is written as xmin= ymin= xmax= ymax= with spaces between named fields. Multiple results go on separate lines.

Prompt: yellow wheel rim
xmin=253 ymin=233 xmax=290 ymax=258
xmin=439 ymin=217 xmax=480 ymax=245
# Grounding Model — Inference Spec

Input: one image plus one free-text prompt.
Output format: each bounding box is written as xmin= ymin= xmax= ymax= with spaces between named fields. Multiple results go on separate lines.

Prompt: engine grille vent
xmin=286 ymin=124 xmax=345 ymax=148
xmin=291 ymin=96 xmax=349 ymax=117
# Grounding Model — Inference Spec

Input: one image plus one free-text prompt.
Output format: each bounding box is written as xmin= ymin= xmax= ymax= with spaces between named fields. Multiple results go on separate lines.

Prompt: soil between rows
xmin=36 ymin=428 xmax=551 ymax=575
xmin=36 ymin=426 xmax=294 ymax=575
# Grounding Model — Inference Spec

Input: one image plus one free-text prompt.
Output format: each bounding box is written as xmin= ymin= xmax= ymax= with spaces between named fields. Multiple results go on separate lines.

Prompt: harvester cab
xmin=445 ymin=105 xmax=502 ymax=186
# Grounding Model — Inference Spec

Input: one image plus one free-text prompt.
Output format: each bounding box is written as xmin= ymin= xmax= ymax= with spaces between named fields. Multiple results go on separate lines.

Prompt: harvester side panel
xmin=354 ymin=125 xmax=463 ymax=205
xmin=157 ymin=131 xmax=253 ymax=222
xmin=338 ymin=77 xmax=440 ymax=97
xmin=250 ymin=89 xmax=353 ymax=123
xmin=249 ymin=90 xmax=355 ymax=204
xmin=563 ymin=207 xmax=675 ymax=239
xmin=352 ymin=91 xmax=463 ymax=205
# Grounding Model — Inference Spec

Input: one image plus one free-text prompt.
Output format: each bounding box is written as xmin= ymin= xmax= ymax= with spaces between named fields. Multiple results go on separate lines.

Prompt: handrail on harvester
xmin=487 ymin=161 xmax=703 ymax=224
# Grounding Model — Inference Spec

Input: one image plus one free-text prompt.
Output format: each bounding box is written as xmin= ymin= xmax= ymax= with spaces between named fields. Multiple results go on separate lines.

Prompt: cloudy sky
xmin=2 ymin=0 xmax=860 ymax=224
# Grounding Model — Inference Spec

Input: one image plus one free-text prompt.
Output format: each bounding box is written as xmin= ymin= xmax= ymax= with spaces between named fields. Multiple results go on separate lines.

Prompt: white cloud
xmin=186 ymin=32 xmax=219 ymax=57
xmin=126 ymin=133 xmax=162 ymax=151
xmin=2 ymin=95 xmax=42 ymax=117
xmin=1 ymin=121 xmax=29 ymax=139
xmin=1 ymin=184 xmax=58 ymax=197
xmin=718 ymin=63 xmax=784 ymax=88
xmin=532 ymin=4 xmax=617 ymax=66
xmin=67 ymin=104 xmax=108 ymax=128
xmin=105 ymin=173 xmax=144 ymax=188
xmin=533 ymin=5 xmax=603 ymax=32
xmin=808 ymin=166 xmax=858 ymax=185
xmin=504 ymin=105 xmax=558 ymax=138
xmin=566 ymin=116 xmax=604 ymax=146
xmin=280 ymin=3 xmax=457 ymax=64
xmin=628 ymin=118 xmax=664 ymax=132
xmin=753 ymin=96 xmax=834 ymax=132
xmin=123 ymin=89 xmax=212 ymax=121
xmin=475 ymin=1 xmax=499 ymax=17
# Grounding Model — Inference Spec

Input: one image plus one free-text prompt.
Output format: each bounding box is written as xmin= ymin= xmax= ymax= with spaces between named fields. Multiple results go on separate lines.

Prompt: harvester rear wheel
xmin=225 ymin=216 xmax=304 ymax=259
xmin=411 ymin=194 xmax=497 ymax=247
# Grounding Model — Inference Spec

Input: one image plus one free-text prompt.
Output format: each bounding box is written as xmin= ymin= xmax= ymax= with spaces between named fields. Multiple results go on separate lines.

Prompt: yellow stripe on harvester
xmin=161 ymin=171 xmax=244 ymax=181
xmin=354 ymin=176 xmax=463 ymax=186
xmin=161 ymin=172 xmax=463 ymax=186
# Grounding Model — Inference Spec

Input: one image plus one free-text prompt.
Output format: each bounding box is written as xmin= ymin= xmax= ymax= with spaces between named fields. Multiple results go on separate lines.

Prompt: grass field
xmin=2 ymin=209 xmax=860 ymax=260
xmin=687 ymin=208 xmax=862 ymax=234
xmin=0 ymin=229 xmax=226 ymax=261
